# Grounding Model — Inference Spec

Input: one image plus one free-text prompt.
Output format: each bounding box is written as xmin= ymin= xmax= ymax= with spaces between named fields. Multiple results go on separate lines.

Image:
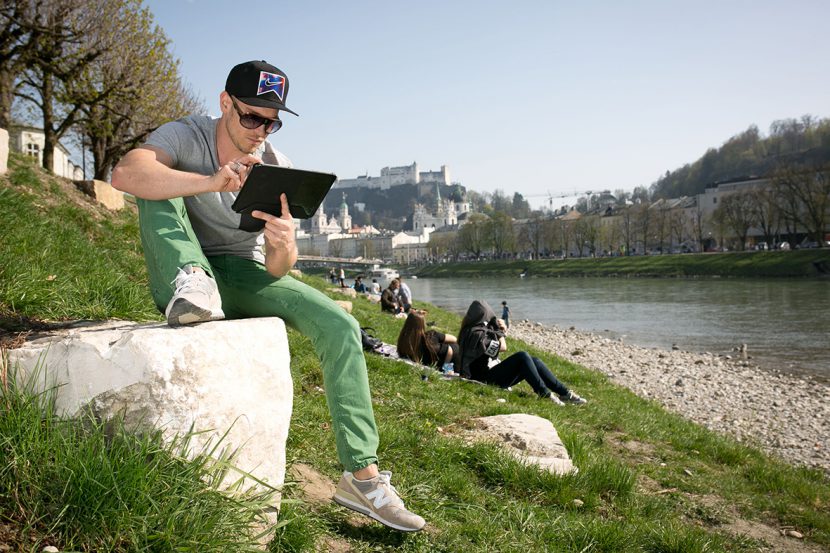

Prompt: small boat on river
xmin=368 ymin=265 xmax=400 ymax=288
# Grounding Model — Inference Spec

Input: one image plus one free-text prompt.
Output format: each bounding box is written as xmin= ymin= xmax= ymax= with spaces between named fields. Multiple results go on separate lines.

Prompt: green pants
xmin=137 ymin=197 xmax=379 ymax=472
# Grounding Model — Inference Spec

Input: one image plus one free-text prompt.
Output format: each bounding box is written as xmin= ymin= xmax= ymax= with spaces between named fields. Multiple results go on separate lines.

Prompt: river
xmin=405 ymin=276 xmax=830 ymax=381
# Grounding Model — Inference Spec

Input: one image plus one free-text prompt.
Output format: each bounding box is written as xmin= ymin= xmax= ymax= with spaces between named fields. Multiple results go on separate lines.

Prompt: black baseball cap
xmin=225 ymin=60 xmax=298 ymax=116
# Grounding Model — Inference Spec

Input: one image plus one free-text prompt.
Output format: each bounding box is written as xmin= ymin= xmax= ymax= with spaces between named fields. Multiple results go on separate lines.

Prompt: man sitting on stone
xmin=111 ymin=60 xmax=424 ymax=532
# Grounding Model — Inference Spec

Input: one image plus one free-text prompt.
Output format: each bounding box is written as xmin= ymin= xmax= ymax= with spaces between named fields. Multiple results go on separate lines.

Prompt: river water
xmin=405 ymin=276 xmax=830 ymax=381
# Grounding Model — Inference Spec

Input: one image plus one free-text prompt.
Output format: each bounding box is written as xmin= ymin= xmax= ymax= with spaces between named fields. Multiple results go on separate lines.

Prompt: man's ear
xmin=219 ymin=91 xmax=231 ymax=113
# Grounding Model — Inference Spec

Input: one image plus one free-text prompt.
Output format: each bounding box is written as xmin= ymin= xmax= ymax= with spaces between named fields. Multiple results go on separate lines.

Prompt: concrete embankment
xmin=509 ymin=320 xmax=830 ymax=472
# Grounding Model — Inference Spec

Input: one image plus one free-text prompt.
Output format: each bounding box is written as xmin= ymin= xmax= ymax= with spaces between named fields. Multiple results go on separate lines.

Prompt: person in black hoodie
xmin=458 ymin=300 xmax=587 ymax=405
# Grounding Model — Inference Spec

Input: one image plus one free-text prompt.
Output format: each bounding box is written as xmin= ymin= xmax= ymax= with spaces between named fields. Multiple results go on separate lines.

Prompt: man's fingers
xmin=279 ymin=193 xmax=291 ymax=220
xmin=251 ymin=209 xmax=276 ymax=222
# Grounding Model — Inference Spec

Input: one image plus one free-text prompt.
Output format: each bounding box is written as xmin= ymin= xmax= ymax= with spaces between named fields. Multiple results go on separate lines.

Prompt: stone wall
xmin=74 ymin=179 xmax=125 ymax=210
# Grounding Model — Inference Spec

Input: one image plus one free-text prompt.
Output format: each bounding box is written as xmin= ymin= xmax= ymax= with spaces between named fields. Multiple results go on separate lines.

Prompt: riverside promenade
xmin=510 ymin=320 xmax=830 ymax=472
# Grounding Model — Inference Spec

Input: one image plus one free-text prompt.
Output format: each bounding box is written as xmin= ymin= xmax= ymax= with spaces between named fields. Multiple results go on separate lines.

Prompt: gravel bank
xmin=509 ymin=320 xmax=830 ymax=472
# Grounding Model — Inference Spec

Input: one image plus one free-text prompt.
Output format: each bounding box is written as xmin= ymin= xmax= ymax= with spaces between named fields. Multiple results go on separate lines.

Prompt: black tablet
xmin=231 ymin=164 xmax=337 ymax=232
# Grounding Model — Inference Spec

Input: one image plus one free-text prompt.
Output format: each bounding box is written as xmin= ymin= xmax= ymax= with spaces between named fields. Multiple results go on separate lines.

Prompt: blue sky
xmin=145 ymin=0 xmax=829 ymax=209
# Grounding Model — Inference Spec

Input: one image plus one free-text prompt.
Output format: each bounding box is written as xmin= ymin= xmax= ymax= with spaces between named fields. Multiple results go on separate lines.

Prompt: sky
xmin=144 ymin=0 xmax=830 ymax=210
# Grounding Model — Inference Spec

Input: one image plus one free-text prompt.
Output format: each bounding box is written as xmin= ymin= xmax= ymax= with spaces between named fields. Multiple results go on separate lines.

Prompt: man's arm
xmin=111 ymin=145 xmax=260 ymax=200
xmin=251 ymin=194 xmax=297 ymax=278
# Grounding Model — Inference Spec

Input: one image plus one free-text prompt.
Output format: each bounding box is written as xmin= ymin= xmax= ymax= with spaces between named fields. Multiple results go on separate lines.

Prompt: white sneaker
xmin=164 ymin=266 xmax=224 ymax=326
xmin=333 ymin=471 xmax=425 ymax=532
xmin=560 ymin=390 xmax=588 ymax=405
xmin=546 ymin=393 xmax=565 ymax=406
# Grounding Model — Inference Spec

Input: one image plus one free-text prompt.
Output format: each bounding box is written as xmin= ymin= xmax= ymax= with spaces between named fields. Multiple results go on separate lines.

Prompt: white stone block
xmin=9 ymin=318 xmax=293 ymax=495
xmin=0 ymin=128 xmax=8 ymax=175
xmin=473 ymin=413 xmax=577 ymax=475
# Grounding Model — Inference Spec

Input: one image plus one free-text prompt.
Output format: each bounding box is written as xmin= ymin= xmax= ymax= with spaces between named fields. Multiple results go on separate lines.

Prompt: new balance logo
xmin=365 ymin=488 xmax=394 ymax=509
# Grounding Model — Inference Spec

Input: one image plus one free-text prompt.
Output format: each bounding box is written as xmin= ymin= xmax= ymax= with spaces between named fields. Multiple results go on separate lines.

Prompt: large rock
xmin=8 ymin=318 xmax=293 ymax=494
xmin=472 ymin=413 xmax=577 ymax=475
xmin=74 ymin=179 xmax=125 ymax=210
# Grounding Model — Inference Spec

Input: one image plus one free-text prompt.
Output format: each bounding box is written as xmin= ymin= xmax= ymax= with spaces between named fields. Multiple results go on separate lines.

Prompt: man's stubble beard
xmin=225 ymin=117 xmax=261 ymax=155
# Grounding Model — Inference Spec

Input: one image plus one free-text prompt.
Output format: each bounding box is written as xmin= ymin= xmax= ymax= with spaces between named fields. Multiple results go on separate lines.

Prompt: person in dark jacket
xmin=458 ymin=300 xmax=587 ymax=405
xmin=381 ymin=279 xmax=403 ymax=314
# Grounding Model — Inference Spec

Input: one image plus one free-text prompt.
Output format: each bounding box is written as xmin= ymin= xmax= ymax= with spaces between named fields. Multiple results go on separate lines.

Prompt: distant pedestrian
xmin=329 ymin=268 xmax=337 ymax=284
xmin=501 ymin=300 xmax=510 ymax=328
xmin=338 ymin=267 xmax=346 ymax=288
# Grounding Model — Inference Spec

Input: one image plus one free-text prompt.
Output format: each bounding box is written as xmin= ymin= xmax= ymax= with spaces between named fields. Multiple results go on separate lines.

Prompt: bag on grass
xmin=360 ymin=327 xmax=383 ymax=352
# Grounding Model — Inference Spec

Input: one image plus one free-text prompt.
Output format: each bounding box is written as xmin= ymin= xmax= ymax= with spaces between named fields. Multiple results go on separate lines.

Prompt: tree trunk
xmin=40 ymin=73 xmax=55 ymax=173
xmin=0 ymin=68 xmax=14 ymax=130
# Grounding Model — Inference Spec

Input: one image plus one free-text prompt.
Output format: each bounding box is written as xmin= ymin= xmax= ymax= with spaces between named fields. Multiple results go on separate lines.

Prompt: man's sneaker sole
xmin=166 ymin=298 xmax=224 ymax=327
xmin=332 ymin=492 xmax=423 ymax=533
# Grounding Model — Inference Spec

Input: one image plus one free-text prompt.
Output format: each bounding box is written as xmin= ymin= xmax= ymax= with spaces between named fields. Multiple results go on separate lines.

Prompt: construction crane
xmin=525 ymin=189 xmax=595 ymax=212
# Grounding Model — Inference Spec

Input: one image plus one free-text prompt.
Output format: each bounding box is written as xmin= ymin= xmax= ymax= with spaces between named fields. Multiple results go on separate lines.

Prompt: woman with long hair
xmin=458 ymin=300 xmax=587 ymax=405
xmin=396 ymin=310 xmax=457 ymax=369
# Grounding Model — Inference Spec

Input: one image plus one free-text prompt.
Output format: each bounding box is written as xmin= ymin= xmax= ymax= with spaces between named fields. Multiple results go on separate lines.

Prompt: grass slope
xmin=1 ymin=154 xmax=828 ymax=552
xmin=412 ymin=250 xmax=830 ymax=279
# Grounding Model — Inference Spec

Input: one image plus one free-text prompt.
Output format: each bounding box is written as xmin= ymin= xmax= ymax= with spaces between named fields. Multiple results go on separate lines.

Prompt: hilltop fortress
xmin=333 ymin=161 xmax=451 ymax=192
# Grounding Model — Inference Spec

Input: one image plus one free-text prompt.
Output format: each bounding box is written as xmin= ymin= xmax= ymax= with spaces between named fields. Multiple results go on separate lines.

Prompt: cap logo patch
xmin=257 ymin=71 xmax=285 ymax=101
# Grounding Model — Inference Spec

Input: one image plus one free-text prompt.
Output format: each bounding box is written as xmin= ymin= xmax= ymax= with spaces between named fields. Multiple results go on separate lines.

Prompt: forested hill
xmin=651 ymin=116 xmax=830 ymax=199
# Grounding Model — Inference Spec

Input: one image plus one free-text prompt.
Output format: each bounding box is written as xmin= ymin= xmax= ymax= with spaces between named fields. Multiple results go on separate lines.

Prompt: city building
xmin=7 ymin=125 xmax=83 ymax=179
xmin=311 ymin=193 xmax=352 ymax=234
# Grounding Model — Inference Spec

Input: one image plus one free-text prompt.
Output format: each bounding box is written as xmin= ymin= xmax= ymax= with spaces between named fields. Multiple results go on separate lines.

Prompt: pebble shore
xmin=509 ymin=320 xmax=830 ymax=472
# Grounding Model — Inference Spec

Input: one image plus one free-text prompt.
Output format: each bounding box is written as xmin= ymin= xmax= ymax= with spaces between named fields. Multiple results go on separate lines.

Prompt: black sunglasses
xmin=230 ymin=97 xmax=282 ymax=134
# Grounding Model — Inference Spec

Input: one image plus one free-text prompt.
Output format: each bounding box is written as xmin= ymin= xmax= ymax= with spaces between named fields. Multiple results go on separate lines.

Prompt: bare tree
xmin=599 ymin=216 xmax=621 ymax=255
xmin=578 ymin=215 xmax=601 ymax=257
xmin=669 ymin=209 xmax=686 ymax=251
xmin=772 ymin=163 xmax=830 ymax=246
xmin=690 ymin=202 xmax=707 ymax=252
xmin=0 ymin=0 xmax=35 ymax=128
xmin=632 ymin=203 xmax=651 ymax=253
xmin=488 ymin=211 xmax=514 ymax=257
xmin=13 ymin=0 xmax=117 ymax=172
xmin=73 ymin=0 xmax=201 ymax=179
xmin=747 ymin=185 xmax=782 ymax=249
xmin=713 ymin=191 xmax=755 ymax=250
xmin=519 ymin=213 xmax=546 ymax=259
xmin=654 ymin=201 xmax=670 ymax=253
xmin=457 ymin=213 xmax=490 ymax=258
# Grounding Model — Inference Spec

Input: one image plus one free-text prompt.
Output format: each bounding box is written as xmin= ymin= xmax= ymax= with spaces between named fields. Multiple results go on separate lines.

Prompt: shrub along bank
xmin=412 ymin=250 xmax=830 ymax=279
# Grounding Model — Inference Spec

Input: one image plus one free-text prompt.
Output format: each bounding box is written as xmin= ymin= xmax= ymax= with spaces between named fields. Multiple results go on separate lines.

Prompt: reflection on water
xmin=406 ymin=276 xmax=830 ymax=380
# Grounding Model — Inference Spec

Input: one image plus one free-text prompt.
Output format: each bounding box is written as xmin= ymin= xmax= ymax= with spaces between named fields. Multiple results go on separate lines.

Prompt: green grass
xmin=1 ymin=153 xmax=829 ymax=551
xmin=0 ymin=360 xmax=279 ymax=551
xmin=411 ymin=250 xmax=830 ymax=279
xmin=0 ymin=154 xmax=159 ymax=329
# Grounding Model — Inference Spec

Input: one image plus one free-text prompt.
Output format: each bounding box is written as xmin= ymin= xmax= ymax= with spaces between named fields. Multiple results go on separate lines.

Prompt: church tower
xmin=312 ymin=206 xmax=328 ymax=234
xmin=339 ymin=192 xmax=352 ymax=232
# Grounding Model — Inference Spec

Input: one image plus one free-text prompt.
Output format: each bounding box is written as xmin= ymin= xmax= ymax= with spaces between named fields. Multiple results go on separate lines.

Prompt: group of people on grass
xmin=393 ymin=298 xmax=587 ymax=406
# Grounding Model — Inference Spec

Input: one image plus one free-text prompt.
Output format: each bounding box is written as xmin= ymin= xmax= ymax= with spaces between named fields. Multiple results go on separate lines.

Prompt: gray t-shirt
xmin=144 ymin=115 xmax=293 ymax=263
